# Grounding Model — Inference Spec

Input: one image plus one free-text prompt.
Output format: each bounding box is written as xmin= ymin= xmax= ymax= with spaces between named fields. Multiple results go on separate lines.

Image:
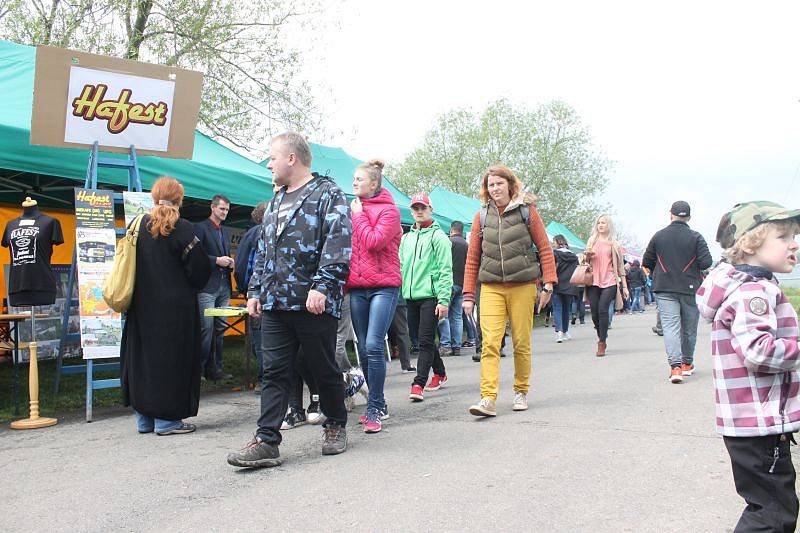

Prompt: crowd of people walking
xmin=118 ymin=131 xmax=800 ymax=532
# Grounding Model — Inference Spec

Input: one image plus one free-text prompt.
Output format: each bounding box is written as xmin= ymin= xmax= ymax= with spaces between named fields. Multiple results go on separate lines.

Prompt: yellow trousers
xmin=478 ymin=282 xmax=536 ymax=400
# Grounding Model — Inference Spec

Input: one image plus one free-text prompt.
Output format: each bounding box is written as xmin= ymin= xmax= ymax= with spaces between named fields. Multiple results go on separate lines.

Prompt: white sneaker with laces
xmin=556 ymin=331 xmax=564 ymax=343
xmin=563 ymin=332 xmax=572 ymax=341
xmin=513 ymin=392 xmax=529 ymax=411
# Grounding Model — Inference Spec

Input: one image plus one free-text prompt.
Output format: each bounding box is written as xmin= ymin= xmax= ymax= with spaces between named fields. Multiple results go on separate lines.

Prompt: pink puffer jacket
xmin=346 ymin=188 xmax=402 ymax=289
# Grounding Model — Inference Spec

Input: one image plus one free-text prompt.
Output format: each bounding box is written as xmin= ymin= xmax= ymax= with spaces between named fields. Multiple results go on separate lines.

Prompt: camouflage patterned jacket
xmin=247 ymin=176 xmax=352 ymax=318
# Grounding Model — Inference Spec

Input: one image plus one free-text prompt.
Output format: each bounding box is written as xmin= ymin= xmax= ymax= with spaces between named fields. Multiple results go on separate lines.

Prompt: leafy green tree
xmin=0 ymin=0 xmax=326 ymax=150
xmin=389 ymin=99 xmax=611 ymax=238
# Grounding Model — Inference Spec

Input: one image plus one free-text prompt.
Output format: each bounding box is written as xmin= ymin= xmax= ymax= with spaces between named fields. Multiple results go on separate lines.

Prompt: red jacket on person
xmin=346 ymin=187 xmax=402 ymax=289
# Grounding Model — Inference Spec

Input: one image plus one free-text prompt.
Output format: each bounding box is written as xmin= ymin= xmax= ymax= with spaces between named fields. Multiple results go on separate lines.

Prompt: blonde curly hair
xmin=724 ymin=219 xmax=799 ymax=264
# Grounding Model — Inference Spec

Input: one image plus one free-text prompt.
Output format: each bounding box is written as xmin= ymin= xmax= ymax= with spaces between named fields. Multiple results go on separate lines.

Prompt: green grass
xmin=0 ymin=337 xmax=257 ymax=424
xmin=1 ymin=335 xmax=363 ymax=424
xmin=784 ymin=287 xmax=800 ymax=315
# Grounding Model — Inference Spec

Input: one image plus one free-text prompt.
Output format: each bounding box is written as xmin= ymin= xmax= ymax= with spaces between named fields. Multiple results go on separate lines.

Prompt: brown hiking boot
xmin=596 ymin=341 xmax=607 ymax=357
xmin=321 ymin=425 xmax=347 ymax=455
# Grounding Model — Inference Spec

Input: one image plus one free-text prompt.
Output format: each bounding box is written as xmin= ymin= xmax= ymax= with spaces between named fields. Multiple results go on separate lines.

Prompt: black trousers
xmin=257 ymin=311 xmax=346 ymax=445
xmin=586 ymin=285 xmax=617 ymax=342
xmin=407 ymin=297 xmax=445 ymax=387
xmin=724 ymin=434 xmax=798 ymax=532
xmin=388 ymin=303 xmax=413 ymax=369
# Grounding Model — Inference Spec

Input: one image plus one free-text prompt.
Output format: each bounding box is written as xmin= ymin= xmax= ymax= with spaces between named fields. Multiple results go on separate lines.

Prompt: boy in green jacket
xmin=400 ymin=193 xmax=453 ymax=401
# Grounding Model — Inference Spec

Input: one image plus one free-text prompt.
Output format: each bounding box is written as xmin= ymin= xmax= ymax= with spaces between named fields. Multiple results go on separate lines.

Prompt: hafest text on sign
xmin=65 ymin=67 xmax=175 ymax=152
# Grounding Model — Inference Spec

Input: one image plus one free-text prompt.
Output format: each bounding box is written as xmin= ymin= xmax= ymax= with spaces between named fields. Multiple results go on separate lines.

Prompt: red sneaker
xmin=669 ymin=366 xmax=683 ymax=384
xmin=681 ymin=363 xmax=695 ymax=377
xmin=425 ymin=374 xmax=448 ymax=391
xmin=409 ymin=384 xmax=424 ymax=401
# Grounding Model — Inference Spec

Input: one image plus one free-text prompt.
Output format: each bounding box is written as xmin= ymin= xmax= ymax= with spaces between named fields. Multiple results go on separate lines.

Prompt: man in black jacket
xmin=227 ymin=132 xmax=351 ymax=468
xmin=439 ymin=220 xmax=468 ymax=357
xmin=642 ymin=201 xmax=713 ymax=384
xmin=195 ymin=194 xmax=235 ymax=381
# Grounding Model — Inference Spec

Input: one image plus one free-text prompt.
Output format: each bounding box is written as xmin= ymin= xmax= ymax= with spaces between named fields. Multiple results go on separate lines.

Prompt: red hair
xmin=148 ymin=177 xmax=184 ymax=238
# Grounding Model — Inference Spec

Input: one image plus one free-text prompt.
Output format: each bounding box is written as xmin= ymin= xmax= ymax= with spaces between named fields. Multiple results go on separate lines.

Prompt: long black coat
xmin=121 ymin=216 xmax=212 ymax=421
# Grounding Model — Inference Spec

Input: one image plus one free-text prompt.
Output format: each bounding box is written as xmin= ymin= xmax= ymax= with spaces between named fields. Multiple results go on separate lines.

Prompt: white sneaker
xmin=513 ymin=392 xmax=529 ymax=411
xmin=556 ymin=331 xmax=564 ymax=343
xmin=563 ymin=332 xmax=572 ymax=341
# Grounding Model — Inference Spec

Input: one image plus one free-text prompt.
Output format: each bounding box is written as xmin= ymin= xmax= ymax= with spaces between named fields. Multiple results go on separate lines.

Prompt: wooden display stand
xmin=11 ymin=309 xmax=57 ymax=429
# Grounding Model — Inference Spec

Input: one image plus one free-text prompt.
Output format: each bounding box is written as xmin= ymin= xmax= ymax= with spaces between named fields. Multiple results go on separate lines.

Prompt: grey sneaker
xmin=321 ymin=426 xmax=347 ymax=456
xmin=227 ymin=436 xmax=282 ymax=468
xmin=469 ymin=397 xmax=497 ymax=417
xmin=513 ymin=392 xmax=529 ymax=411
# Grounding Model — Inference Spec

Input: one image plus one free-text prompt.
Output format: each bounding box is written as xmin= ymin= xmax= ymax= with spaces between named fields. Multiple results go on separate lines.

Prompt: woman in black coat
xmin=121 ymin=177 xmax=212 ymax=435
xmin=552 ymin=235 xmax=580 ymax=343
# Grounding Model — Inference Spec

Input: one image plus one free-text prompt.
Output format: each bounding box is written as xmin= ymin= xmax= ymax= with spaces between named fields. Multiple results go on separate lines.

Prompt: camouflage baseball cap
xmin=716 ymin=201 xmax=800 ymax=248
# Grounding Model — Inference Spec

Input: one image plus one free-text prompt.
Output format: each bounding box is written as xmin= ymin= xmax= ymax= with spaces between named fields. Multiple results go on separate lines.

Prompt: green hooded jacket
xmin=399 ymin=220 xmax=453 ymax=306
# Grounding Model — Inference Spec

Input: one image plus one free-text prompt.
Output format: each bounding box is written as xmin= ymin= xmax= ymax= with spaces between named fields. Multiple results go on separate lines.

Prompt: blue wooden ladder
xmin=53 ymin=142 xmax=143 ymax=422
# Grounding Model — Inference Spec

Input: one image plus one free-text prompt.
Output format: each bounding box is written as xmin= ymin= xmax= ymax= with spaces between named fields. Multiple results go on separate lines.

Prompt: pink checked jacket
xmin=696 ymin=262 xmax=800 ymax=437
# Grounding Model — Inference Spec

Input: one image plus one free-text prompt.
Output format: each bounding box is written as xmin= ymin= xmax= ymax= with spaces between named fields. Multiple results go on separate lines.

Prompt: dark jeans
xmin=724 ymin=434 xmax=798 ymax=532
xmin=407 ymin=297 xmax=445 ymax=387
xmin=572 ymin=292 xmax=586 ymax=322
xmin=250 ymin=315 xmax=264 ymax=380
xmin=349 ymin=287 xmax=399 ymax=412
xmin=257 ymin=311 xmax=346 ymax=445
xmin=198 ymin=282 xmax=231 ymax=373
xmin=388 ymin=303 xmax=413 ymax=369
xmin=586 ymin=285 xmax=617 ymax=342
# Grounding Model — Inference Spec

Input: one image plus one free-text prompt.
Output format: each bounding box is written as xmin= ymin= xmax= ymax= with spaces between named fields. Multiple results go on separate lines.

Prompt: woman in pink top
xmin=346 ymin=159 xmax=402 ymax=434
xmin=584 ymin=214 xmax=628 ymax=356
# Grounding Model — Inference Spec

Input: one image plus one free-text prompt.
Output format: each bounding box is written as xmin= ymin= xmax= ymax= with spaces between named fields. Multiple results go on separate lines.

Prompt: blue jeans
xmin=349 ymin=287 xmax=399 ymax=412
xmin=134 ymin=410 xmax=181 ymax=433
xmin=572 ymin=295 xmax=586 ymax=322
xmin=656 ymin=292 xmax=700 ymax=367
xmin=552 ymin=293 xmax=573 ymax=333
xmin=198 ymin=282 xmax=231 ymax=374
xmin=630 ymin=287 xmax=644 ymax=313
xmin=463 ymin=309 xmax=477 ymax=342
xmin=438 ymin=285 xmax=464 ymax=348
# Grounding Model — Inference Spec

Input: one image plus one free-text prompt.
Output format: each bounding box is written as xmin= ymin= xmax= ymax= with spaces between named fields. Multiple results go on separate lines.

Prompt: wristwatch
xmin=541 ymin=286 xmax=552 ymax=294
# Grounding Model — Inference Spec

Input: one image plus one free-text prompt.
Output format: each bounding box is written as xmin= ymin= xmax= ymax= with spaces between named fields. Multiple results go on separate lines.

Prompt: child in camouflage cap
xmin=696 ymin=201 xmax=800 ymax=531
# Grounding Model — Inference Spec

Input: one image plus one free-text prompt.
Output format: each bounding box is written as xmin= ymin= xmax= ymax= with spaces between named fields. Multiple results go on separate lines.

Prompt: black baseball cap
xmin=670 ymin=201 xmax=691 ymax=217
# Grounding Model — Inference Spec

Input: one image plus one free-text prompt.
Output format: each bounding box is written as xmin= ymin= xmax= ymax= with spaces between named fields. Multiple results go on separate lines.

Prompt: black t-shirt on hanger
xmin=2 ymin=210 xmax=64 ymax=306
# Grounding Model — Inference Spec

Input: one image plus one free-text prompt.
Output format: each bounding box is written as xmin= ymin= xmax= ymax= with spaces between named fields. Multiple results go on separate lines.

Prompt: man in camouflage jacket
xmin=227 ymin=133 xmax=352 ymax=469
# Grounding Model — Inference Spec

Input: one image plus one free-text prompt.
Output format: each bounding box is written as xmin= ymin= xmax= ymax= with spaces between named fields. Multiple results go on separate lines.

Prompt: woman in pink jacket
xmin=347 ymin=159 xmax=402 ymax=434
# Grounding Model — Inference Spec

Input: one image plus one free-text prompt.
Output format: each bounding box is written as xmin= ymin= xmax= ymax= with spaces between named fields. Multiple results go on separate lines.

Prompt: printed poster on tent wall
xmin=74 ymin=188 xmax=122 ymax=359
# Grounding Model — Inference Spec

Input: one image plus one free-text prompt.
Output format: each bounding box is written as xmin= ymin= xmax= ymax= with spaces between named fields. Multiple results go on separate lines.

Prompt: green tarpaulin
xmin=261 ymin=142 xmax=454 ymax=228
xmin=0 ymin=39 xmax=273 ymax=208
xmin=428 ymin=186 xmax=481 ymax=230
xmin=546 ymin=221 xmax=586 ymax=251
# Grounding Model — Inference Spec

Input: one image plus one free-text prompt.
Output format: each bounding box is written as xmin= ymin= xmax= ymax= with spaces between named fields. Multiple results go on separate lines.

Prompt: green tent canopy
xmin=428 ymin=186 xmax=482 ymax=230
xmin=546 ymin=221 xmax=586 ymax=251
xmin=0 ymin=39 xmax=273 ymax=211
xmin=261 ymin=142 xmax=454 ymax=228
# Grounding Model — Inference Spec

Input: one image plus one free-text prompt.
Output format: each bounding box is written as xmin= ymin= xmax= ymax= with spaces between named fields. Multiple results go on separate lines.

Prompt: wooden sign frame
xmin=30 ymin=45 xmax=203 ymax=159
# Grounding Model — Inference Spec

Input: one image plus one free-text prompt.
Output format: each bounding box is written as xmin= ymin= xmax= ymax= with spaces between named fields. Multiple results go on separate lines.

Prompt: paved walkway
xmin=2 ymin=308 xmax=796 ymax=532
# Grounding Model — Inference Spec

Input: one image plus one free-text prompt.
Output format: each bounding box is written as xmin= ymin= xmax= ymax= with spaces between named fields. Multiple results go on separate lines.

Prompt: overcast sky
xmin=301 ymin=1 xmax=800 ymax=258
